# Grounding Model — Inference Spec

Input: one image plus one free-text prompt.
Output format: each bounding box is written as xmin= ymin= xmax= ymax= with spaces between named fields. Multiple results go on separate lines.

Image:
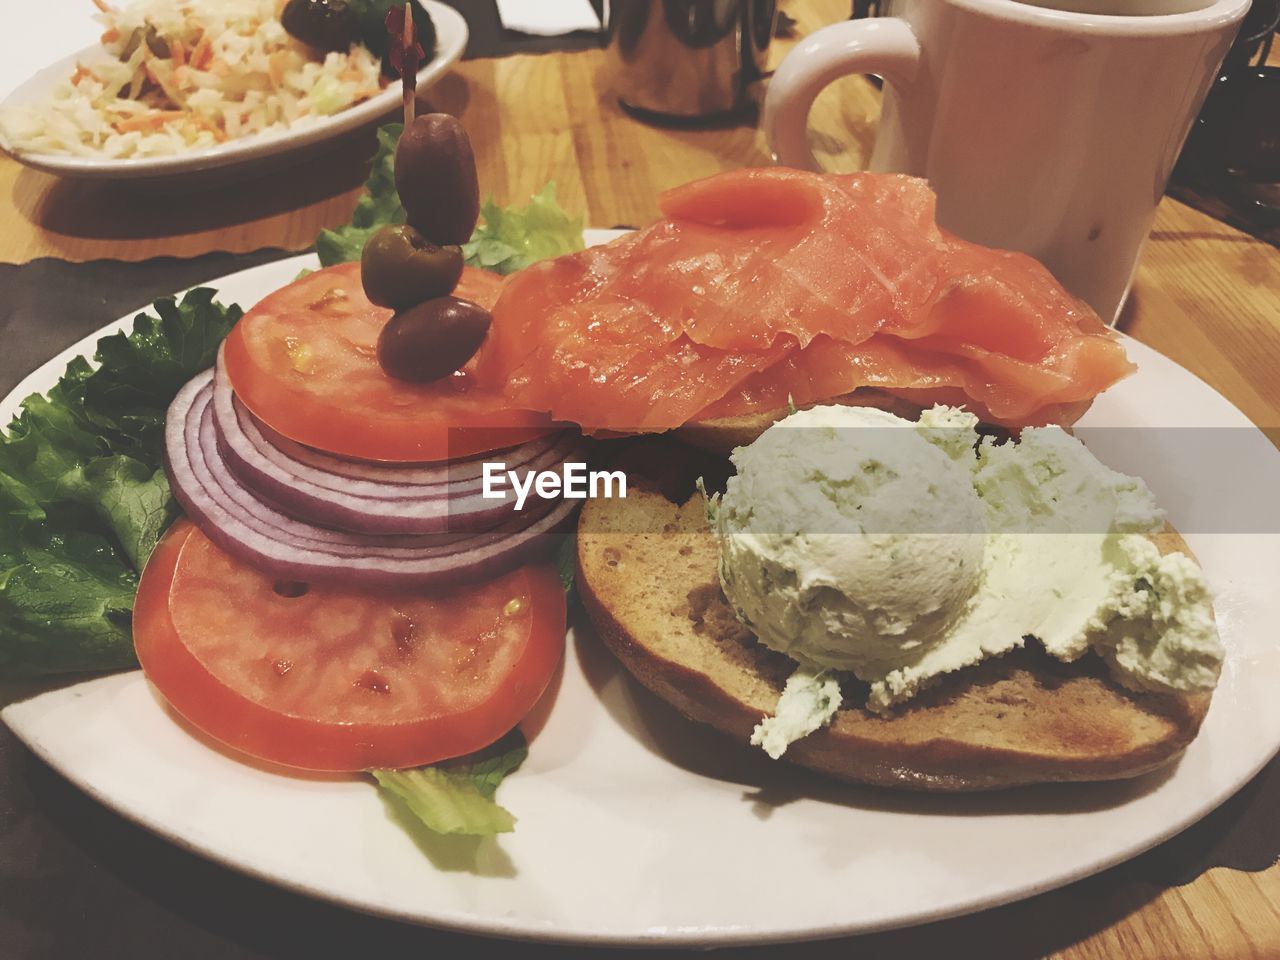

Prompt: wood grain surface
xmin=1 ymin=1 xmax=1278 ymax=957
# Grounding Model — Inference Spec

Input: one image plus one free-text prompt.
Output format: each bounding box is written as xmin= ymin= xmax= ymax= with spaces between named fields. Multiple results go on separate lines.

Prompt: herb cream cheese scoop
xmin=705 ymin=404 xmax=1223 ymax=759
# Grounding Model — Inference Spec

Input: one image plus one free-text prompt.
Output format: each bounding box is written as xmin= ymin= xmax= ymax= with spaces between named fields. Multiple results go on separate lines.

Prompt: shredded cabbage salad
xmin=0 ymin=0 xmax=384 ymax=159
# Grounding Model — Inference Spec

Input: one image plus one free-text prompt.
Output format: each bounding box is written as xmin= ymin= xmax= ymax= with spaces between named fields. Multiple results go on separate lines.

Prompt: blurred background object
xmin=608 ymin=0 xmax=778 ymax=121
xmin=1171 ymin=0 xmax=1279 ymax=242
xmin=494 ymin=0 xmax=602 ymax=37
xmin=853 ymin=1 xmax=883 ymax=88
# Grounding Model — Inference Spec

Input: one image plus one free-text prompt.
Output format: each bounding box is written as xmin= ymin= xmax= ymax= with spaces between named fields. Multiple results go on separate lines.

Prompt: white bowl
xmin=0 ymin=0 xmax=466 ymax=184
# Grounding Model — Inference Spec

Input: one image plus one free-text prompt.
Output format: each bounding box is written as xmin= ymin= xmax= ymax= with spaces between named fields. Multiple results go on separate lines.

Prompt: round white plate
xmin=0 ymin=1 xmax=466 ymax=182
xmin=3 ymin=239 xmax=1280 ymax=947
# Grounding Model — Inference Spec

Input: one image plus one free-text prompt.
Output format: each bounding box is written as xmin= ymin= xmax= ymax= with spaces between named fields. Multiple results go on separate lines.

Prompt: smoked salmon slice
xmin=693 ymin=334 xmax=1115 ymax=428
xmin=483 ymin=167 xmax=1134 ymax=432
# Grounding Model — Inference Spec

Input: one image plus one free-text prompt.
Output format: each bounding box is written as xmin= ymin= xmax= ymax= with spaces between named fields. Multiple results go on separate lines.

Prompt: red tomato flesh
xmin=222 ymin=262 xmax=553 ymax=463
xmin=134 ymin=520 xmax=566 ymax=771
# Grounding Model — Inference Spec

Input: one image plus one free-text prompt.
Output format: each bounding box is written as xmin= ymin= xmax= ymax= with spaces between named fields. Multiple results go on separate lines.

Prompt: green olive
xmin=395 ymin=114 xmax=480 ymax=246
xmin=360 ymin=225 xmax=463 ymax=310
xmin=280 ymin=0 xmax=360 ymax=53
xmin=378 ymin=297 xmax=492 ymax=384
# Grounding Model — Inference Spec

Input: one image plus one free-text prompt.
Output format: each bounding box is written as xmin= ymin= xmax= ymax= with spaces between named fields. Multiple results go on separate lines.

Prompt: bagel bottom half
xmin=576 ymin=476 xmax=1212 ymax=792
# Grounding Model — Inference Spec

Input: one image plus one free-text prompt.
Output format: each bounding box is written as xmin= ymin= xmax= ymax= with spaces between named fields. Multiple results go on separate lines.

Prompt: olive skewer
xmin=360 ymin=7 xmax=491 ymax=385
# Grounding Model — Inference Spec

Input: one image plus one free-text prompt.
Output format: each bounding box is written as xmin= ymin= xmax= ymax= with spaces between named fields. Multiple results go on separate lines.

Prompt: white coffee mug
xmin=763 ymin=0 xmax=1250 ymax=322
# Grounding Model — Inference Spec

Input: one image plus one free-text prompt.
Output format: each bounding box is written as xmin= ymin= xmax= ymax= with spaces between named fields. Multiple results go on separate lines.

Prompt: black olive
xmin=378 ymin=297 xmax=492 ymax=383
xmin=395 ymin=114 xmax=480 ymax=247
xmin=281 ymin=0 xmax=360 ymax=53
xmin=361 ymin=224 xmax=463 ymax=310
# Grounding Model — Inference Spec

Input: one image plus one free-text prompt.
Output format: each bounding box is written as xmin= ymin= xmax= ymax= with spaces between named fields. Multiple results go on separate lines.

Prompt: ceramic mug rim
xmin=940 ymin=0 xmax=1251 ymax=35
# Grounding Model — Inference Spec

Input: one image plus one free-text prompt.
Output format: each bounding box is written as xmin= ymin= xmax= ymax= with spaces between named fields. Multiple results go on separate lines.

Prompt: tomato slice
xmin=134 ymin=520 xmax=566 ymax=771
xmin=222 ymin=262 xmax=553 ymax=463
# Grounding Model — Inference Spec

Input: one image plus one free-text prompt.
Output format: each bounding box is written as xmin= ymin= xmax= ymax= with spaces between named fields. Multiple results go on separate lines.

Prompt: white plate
xmin=0 ymin=1 xmax=466 ymax=182
xmin=4 ymin=239 xmax=1280 ymax=947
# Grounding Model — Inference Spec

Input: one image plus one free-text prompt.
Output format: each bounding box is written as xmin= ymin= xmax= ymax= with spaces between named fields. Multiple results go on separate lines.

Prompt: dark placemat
xmin=0 ymin=253 xmax=294 ymax=391
xmin=0 ymin=253 xmax=1278 ymax=959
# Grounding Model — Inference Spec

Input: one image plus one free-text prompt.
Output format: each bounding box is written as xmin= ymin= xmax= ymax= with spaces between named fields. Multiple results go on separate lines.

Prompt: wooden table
xmin=2 ymin=1 xmax=1278 ymax=957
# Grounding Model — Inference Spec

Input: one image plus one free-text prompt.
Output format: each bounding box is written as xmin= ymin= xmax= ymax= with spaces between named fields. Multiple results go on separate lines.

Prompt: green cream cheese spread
xmin=706 ymin=404 xmax=1223 ymax=757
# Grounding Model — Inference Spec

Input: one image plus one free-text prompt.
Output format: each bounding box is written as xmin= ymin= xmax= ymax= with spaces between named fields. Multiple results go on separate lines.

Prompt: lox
xmin=479 ymin=167 xmax=1135 ymax=433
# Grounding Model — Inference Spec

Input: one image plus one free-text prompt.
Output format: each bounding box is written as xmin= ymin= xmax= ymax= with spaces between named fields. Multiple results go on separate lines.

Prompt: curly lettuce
xmin=0 ymin=290 xmax=241 ymax=675
xmin=317 ymin=124 xmax=584 ymax=272
xmin=462 ymin=185 xmax=585 ymax=275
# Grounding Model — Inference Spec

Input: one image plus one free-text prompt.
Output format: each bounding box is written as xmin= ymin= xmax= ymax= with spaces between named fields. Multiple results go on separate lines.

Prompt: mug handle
xmin=763 ymin=18 xmax=921 ymax=171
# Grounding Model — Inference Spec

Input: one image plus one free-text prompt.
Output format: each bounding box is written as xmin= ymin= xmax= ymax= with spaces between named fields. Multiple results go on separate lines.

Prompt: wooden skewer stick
xmin=402 ymin=2 xmax=416 ymax=127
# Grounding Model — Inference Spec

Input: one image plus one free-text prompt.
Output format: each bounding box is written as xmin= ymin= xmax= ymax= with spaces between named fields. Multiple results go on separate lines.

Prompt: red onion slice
xmin=165 ymin=372 xmax=578 ymax=588
xmin=209 ymin=357 xmax=580 ymax=533
xmin=229 ymin=397 xmax=572 ymax=502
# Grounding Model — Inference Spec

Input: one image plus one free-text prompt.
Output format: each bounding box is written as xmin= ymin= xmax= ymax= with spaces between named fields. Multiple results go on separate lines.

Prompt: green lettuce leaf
xmin=555 ymin=534 xmax=576 ymax=599
xmin=463 ymin=184 xmax=585 ymax=275
xmin=316 ymin=123 xmax=584 ymax=275
xmin=316 ymin=123 xmax=405 ymax=267
xmin=373 ymin=729 xmax=528 ymax=836
xmin=54 ymin=458 xmax=176 ymax=571
xmin=0 ymin=289 xmax=241 ymax=675
xmin=0 ymin=520 xmax=138 ymax=676
xmin=79 ymin=290 xmax=242 ymax=464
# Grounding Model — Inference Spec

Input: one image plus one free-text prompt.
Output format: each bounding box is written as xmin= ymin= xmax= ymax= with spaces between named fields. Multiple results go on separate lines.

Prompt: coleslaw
xmin=0 ymin=0 xmax=385 ymax=159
